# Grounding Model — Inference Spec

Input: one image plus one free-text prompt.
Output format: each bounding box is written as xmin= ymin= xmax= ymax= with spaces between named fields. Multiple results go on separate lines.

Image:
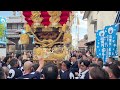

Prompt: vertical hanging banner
xmin=104 ymin=24 xmax=119 ymax=61
xmin=96 ymin=30 xmax=105 ymax=61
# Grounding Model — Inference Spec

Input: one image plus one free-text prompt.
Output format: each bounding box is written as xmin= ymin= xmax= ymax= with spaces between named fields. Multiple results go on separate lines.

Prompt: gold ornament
xmin=48 ymin=11 xmax=61 ymax=27
xmin=62 ymin=24 xmax=67 ymax=32
xmin=24 ymin=23 xmax=31 ymax=33
xmin=31 ymin=11 xmax=43 ymax=28
xmin=20 ymin=34 xmax=29 ymax=44
xmin=63 ymin=33 xmax=72 ymax=44
xmin=30 ymin=27 xmax=63 ymax=48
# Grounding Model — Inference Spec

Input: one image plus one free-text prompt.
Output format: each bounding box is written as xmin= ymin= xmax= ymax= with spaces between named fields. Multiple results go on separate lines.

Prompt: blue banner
xmin=96 ymin=30 xmax=105 ymax=62
xmin=96 ymin=24 xmax=119 ymax=63
xmin=104 ymin=24 xmax=118 ymax=62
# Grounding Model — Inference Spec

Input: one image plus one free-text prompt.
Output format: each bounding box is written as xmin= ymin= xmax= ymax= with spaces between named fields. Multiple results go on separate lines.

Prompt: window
xmin=18 ymin=23 xmax=24 ymax=29
xmin=94 ymin=21 xmax=97 ymax=33
xmin=12 ymin=23 xmax=18 ymax=29
xmin=7 ymin=23 xmax=12 ymax=29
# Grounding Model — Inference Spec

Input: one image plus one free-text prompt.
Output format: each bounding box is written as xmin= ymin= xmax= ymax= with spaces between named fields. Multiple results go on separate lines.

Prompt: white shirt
xmin=78 ymin=69 xmax=82 ymax=77
xmin=79 ymin=69 xmax=89 ymax=79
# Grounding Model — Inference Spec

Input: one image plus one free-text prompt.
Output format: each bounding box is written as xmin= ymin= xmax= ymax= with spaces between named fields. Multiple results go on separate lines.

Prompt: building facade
xmin=78 ymin=39 xmax=87 ymax=51
xmin=6 ymin=13 xmax=34 ymax=53
xmin=83 ymin=11 xmax=117 ymax=55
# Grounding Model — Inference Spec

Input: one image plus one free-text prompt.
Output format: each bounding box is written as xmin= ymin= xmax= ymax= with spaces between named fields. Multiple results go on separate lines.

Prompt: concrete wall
xmin=97 ymin=11 xmax=117 ymax=30
xmin=87 ymin=11 xmax=96 ymax=42
xmin=87 ymin=11 xmax=117 ymax=42
xmin=85 ymin=11 xmax=117 ymax=54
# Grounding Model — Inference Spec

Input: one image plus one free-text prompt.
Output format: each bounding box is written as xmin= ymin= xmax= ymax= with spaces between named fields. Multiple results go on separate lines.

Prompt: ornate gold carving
xmin=20 ymin=34 xmax=29 ymax=44
xmin=63 ymin=32 xmax=72 ymax=44
xmin=33 ymin=45 xmax=68 ymax=61
xmin=62 ymin=24 xmax=68 ymax=32
xmin=31 ymin=11 xmax=43 ymax=23
xmin=30 ymin=11 xmax=43 ymax=29
xmin=42 ymin=27 xmax=52 ymax=32
xmin=30 ymin=26 xmax=63 ymax=48
xmin=48 ymin=11 xmax=61 ymax=27
xmin=24 ymin=23 xmax=31 ymax=33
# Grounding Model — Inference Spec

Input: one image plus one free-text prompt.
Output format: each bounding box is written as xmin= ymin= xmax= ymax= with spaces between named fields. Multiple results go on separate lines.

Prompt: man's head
xmin=16 ymin=54 xmax=21 ymax=60
xmin=96 ymin=58 xmax=103 ymax=68
xmin=3 ymin=56 xmax=12 ymax=64
xmin=89 ymin=67 xmax=109 ymax=79
xmin=107 ymin=57 xmax=114 ymax=64
xmin=9 ymin=58 xmax=19 ymax=68
xmin=79 ymin=60 xmax=90 ymax=72
xmin=23 ymin=61 xmax=33 ymax=74
xmin=104 ymin=64 xmax=120 ymax=79
xmin=42 ymin=63 xmax=58 ymax=79
xmin=61 ymin=61 xmax=71 ymax=71
xmin=71 ymin=55 xmax=77 ymax=64
xmin=113 ymin=60 xmax=120 ymax=69
xmin=92 ymin=57 xmax=97 ymax=64
xmin=89 ymin=63 xmax=100 ymax=71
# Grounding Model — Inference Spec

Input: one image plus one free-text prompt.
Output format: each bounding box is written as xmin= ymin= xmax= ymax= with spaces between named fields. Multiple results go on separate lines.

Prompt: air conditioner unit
xmin=90 ymin=15 xmax=97 ymax=24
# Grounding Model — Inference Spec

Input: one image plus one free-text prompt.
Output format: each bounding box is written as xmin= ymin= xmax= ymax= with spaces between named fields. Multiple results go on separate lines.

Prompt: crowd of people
xmin=0 ymin=50 xmax=120 ymax=79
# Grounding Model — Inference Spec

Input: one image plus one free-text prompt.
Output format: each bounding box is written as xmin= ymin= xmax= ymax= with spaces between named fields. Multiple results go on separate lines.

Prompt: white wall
xmin=87 ymin=11 xmax=96 ymax=42
xmin=0 ymin=48 xmax=6 ymax=58
xmin=86 ymin=11 xmax=117 ymax=42
xmin=97 ymin=11 xmax=117 ymax=30
xmin=117 ymin=32 xmax=120 ymax=61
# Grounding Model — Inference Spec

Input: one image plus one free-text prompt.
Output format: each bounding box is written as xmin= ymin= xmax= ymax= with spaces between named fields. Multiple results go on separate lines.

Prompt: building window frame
xmin=7 ymin=23 xmax=12 ymax=29
xmin=12 ymin=23 xmax=18 ymax=29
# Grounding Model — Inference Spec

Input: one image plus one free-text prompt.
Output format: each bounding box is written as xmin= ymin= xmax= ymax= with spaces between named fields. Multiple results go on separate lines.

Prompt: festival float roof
xmin=22 ymin=11 xmax=71 ymax=27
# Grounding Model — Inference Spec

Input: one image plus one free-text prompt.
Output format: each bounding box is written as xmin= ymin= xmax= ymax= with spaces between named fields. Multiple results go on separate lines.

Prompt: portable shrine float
xmin=21 ymin=11 xmax=73 ymax=63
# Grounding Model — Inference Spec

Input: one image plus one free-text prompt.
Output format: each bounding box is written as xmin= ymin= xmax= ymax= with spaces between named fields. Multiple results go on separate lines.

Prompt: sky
xmin=0 ymin=11 xmax=20 ymax=17
xmin=0 ymin=11 xmax=87 ymax=48
xmin=71 ymin=12 xmax=87 ymax=48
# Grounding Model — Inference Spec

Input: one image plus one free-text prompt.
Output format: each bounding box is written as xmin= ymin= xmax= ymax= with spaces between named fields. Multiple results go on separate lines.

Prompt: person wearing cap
xmin=78 ymin=60 xmax=90 ymax=79
xmin=59 ymin=61 xmax=74 ymax=79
